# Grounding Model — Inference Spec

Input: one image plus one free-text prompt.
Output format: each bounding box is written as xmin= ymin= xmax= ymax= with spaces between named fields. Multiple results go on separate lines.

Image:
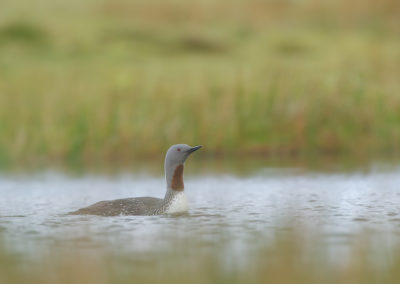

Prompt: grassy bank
xmin=0 ymin=0 xmax=399 ymax=168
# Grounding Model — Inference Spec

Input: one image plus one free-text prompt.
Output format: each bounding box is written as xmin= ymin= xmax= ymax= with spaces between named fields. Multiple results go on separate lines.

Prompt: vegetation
xmin=0 ymin=0 xmax=399 ymax=168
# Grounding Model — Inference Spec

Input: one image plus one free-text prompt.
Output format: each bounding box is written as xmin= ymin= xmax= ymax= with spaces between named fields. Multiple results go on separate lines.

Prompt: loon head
xmin=165 ymin=144 xmax=202 ymax=191
xmin=165 ymin=144 xmax=202 ymax=165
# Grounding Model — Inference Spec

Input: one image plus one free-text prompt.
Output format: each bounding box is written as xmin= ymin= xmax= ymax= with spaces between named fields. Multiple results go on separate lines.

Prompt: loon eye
xmin=177 ymin=148 xmax=181 ymax=152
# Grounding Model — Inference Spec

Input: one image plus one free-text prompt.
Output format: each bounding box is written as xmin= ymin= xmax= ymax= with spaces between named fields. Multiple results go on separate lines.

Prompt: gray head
xmin=165 ymin=144 xmax=202 ymax=166
xmin=164 ymin=144 xmax=202 ymax=190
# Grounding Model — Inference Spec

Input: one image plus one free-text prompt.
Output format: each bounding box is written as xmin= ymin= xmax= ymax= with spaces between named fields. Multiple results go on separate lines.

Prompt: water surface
xmin=1 ymin=166 xmax=400 ymax=268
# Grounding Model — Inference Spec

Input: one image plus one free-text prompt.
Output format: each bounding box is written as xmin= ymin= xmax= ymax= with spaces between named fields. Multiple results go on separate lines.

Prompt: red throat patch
xmin=171 ymin=164 xmax=184 ymax=191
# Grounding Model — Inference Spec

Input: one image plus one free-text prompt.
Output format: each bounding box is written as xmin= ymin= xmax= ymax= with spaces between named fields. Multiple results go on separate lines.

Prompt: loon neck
xmin=166 ymin=164 xmax=185 ymax=191
xmin=162 ymin=164 xmax=188 ymax=214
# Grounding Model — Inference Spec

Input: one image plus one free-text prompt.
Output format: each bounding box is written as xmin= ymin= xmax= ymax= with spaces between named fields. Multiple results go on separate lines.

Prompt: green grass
xmin=0 ymin=0 xmax=399 ymax=168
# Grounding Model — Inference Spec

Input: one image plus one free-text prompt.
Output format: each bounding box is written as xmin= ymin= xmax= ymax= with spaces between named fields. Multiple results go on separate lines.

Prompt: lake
xmin=0 ymin=160 xmax=400 ymax=282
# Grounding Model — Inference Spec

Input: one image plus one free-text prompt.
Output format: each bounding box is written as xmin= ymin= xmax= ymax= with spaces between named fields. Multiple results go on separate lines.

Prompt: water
xmin=1 ymin=166 xmax=400 ymax=269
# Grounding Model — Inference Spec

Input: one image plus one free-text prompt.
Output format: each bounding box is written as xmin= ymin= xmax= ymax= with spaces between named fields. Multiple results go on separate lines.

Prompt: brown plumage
xmin=70 ymin=197 xmax=164 ymax=216
xmin=171 ymin=164 xmax=184 ymax=191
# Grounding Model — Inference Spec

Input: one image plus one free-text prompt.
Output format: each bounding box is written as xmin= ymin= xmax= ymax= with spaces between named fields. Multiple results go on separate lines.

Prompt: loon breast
xmin=164 ymin=191 xmax=188 ymax=214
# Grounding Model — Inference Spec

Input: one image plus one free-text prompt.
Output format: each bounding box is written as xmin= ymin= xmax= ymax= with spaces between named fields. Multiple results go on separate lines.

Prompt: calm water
xmin=1 ymin=164 xmax=400 ymax=267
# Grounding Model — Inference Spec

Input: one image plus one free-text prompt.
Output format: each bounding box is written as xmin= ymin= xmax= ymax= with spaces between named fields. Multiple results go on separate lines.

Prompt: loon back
xmin=70 ymin=197 xmax=164 ymax=216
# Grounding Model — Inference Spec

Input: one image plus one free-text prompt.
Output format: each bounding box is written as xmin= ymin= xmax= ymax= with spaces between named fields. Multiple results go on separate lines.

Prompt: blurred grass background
xmin=0 ymin=0 xmax=399 ymax=168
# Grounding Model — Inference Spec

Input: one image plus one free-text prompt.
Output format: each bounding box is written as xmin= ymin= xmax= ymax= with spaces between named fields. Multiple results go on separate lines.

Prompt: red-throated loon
xmin=69 ymin=144 xmax=202 ymax=216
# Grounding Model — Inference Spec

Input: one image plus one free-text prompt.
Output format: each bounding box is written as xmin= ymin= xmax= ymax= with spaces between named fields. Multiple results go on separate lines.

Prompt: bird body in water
xmin=69 ymin=144 xmax=202 ymax=216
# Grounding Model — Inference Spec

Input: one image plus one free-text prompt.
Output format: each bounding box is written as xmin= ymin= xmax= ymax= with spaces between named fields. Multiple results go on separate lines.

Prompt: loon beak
xmin=186 ymin=145 xmax=202 ymax=154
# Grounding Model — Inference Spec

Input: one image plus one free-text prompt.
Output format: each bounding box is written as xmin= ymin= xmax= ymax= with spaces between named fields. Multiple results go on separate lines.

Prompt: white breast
xmin=165 ymin=192 xmax=188 ymax=214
